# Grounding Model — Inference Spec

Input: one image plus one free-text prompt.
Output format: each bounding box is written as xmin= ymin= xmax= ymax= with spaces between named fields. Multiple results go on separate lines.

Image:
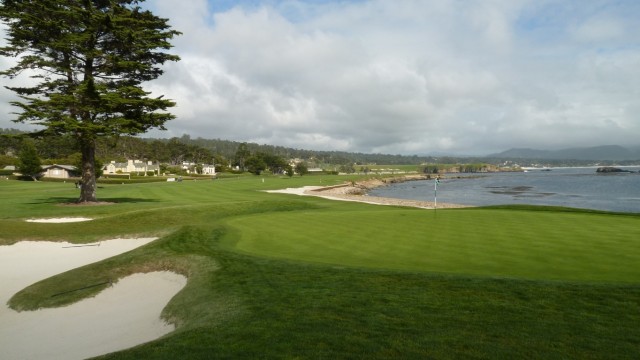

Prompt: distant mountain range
xmin=488 ymin=145 xmax=640 ymax=161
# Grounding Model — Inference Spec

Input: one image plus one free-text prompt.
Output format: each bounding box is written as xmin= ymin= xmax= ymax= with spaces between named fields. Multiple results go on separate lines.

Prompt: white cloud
xmin=570 ymin=16 xmax=625 ymax=43
xmin=1 ymin=0 xmax=639 ymax=155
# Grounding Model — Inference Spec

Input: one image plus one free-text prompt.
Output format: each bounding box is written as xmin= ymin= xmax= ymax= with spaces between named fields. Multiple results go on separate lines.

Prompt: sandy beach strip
xmin=267 ymin=183 xmax=470 ymax=209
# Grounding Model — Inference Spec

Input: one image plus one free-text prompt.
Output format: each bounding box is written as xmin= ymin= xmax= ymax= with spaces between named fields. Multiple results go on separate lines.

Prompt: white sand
xmin=266 ymin=186 xmax=395 ymax=204
xmin=0 ymin=238 xmax=187 ymax=360
xmin=26 ymin=217 xmax=93 ymax=223
xmin=267 ymin=186 xmax=469 ymax=209
xmin=265 ymin=186 xmax=323 ymax=196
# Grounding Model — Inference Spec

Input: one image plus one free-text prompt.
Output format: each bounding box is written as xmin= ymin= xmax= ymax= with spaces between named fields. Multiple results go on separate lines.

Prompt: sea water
xmin=368 ymin=167 xmax=640 ymax=213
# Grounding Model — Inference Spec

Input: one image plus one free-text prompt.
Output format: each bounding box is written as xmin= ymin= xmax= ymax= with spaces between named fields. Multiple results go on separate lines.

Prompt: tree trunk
xmin=78 ymin=138 xmax=98 ymax=203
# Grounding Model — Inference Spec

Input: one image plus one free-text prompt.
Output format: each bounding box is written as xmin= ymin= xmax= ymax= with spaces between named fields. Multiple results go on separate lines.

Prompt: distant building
xmin=41 ymin=164 xmax=78 ymax=179
xmin=201 ymin=164 xmax=216 ymax=176
xmin=104 ymin=160 xmax=159 ymax=175
xmin=181 ymin=162 xmax=216 ymax=176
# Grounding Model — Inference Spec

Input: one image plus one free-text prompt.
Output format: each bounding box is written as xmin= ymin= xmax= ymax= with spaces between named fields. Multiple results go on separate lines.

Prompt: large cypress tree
xmin=0 ymin=0 xmax=180 ymax=202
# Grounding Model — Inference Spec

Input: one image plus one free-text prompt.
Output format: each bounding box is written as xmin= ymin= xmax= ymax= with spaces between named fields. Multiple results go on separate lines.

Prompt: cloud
xmin=1 ymin=0 xmax=639 ymax=155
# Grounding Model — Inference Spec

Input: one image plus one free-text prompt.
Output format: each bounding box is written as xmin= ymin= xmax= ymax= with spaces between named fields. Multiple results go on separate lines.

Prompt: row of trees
xmin=1 ymin=129 xmax=310 ymax=178
xmin=242 ymin=151 xmax=308 ymax=176
xmin=421 ymin=163 xmax=496 ymax=174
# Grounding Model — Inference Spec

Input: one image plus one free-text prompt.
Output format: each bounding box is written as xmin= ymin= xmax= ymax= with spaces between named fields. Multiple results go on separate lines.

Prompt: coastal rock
xmin=596 ymin=167 xmax=632 ymax=173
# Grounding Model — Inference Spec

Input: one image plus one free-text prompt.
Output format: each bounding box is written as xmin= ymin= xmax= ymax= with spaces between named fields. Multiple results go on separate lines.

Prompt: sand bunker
xmin=0 ymin=238 xmax=187 ymax=360
xmin=26 ymin=217 xmax=93 ymax=223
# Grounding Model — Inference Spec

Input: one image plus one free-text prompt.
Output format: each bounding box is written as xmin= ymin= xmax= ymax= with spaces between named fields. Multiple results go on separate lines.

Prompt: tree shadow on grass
xmin=30 ymin=197 xmax=162 ymax=205
xmin=97 ymin=197 xmax=162 ymax=204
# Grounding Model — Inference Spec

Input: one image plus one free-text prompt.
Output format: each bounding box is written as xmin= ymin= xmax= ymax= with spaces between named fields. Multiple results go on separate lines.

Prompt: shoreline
xmin=270 ymin=175 xmax=472 ymax=209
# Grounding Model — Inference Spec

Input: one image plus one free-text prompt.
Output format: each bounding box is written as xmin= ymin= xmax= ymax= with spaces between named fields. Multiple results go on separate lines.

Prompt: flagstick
xmin=434 ymin=178 xmax=438 ymax=210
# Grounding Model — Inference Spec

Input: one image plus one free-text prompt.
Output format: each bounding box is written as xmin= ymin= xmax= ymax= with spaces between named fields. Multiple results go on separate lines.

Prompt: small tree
xmin=245 ymin=156 xmax=266 ymax=175
xmin=261 ymin=153 xmax=287 ymax=174
xmin=295 ymin=162 xmax=309 ymax=176
xmin=0 ymin=0 xmax=180 ymax=202
xmin=285 ymin=164 xmax=294 ymax=177
xmin=339 ymin=163 xmax=356 ymax=174
xmin=17 ymin=139 xmax=41 ymax=181
xmin=213 ymin=154 xmax=229 ymax=173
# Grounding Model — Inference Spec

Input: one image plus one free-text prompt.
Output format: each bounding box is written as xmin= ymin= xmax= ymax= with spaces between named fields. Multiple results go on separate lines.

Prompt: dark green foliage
xmin=0 ymin=0 xmax=180 ymax=201
xmin=0 ymin=129 xmax=23 ymax=156
xmin=458 ymin=163 xmax=490 ymax=172
xmin=339 ymin=163 xmax=356 ymax=173
xmin=245 ymin=155 xmax=266 ymax=175
xmin=234 ymin=142 xmax=250 ymax=170
xmin=422 ymin=164 xmax=440 ymax=174
xmin=0 ymin=154 xmax=16 ymax=168
xmin=295 ymin=161 xmax=309 ymax=175
xmin=34 ymin=135 xmax=79 ymax=159
xmin=421 ymin=163 xmax=494 ymax=174
xmin=17 ymin=139 xmax=41 ymax=180
xmin=259 ymin=152 xmax=288 ymax=174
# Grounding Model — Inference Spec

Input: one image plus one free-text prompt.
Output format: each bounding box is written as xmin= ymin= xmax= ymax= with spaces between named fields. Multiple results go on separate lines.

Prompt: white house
xmin=180 ymin=162 xmax=216 ymax=176
xmin=201 ymin=164 xmax=216 ymax=176
xmin=104 ymin=160 xmax=159 ymax=175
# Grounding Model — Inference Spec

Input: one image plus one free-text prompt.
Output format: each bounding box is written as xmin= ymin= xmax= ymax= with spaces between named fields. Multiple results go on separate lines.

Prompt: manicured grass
xmin=1 ymin=177 xmax=639 ymax=359
xmin=0 ymin=176 xmax=335 ymax=243
xmin=224 ymin=208 xmax=640 ymax=282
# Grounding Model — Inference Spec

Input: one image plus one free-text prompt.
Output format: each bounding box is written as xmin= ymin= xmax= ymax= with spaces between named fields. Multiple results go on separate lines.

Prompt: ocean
xmin=368 ymin=167 xmax=640 ymax=213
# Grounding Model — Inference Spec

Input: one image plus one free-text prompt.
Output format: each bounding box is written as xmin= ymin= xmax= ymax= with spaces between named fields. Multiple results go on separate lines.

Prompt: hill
xmin=3 ymin=128 xmax=639 ymax=167
xmin=489 ymin=145 xmax=640 ymax=161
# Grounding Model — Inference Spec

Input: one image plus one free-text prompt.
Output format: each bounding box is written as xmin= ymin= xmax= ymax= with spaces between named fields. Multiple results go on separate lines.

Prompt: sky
xmin=1 ymin=0 xmax=639 ymax=156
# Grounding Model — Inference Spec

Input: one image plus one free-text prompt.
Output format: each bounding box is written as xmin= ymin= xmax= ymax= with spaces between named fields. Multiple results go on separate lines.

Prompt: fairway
xmin=2 ymin=178 xmax=640 ymax=359
xmin=224 ymin=208 xmax=640 ymax=282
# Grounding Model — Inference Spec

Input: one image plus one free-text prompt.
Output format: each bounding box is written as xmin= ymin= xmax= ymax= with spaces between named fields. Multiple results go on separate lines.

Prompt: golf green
xmin=224 ymin=208 xmax=640 ymax=282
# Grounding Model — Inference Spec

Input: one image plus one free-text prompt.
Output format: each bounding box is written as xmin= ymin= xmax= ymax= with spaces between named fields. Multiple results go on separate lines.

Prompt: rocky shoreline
xmin=304 ymin=175 xmax=472 ymax=209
